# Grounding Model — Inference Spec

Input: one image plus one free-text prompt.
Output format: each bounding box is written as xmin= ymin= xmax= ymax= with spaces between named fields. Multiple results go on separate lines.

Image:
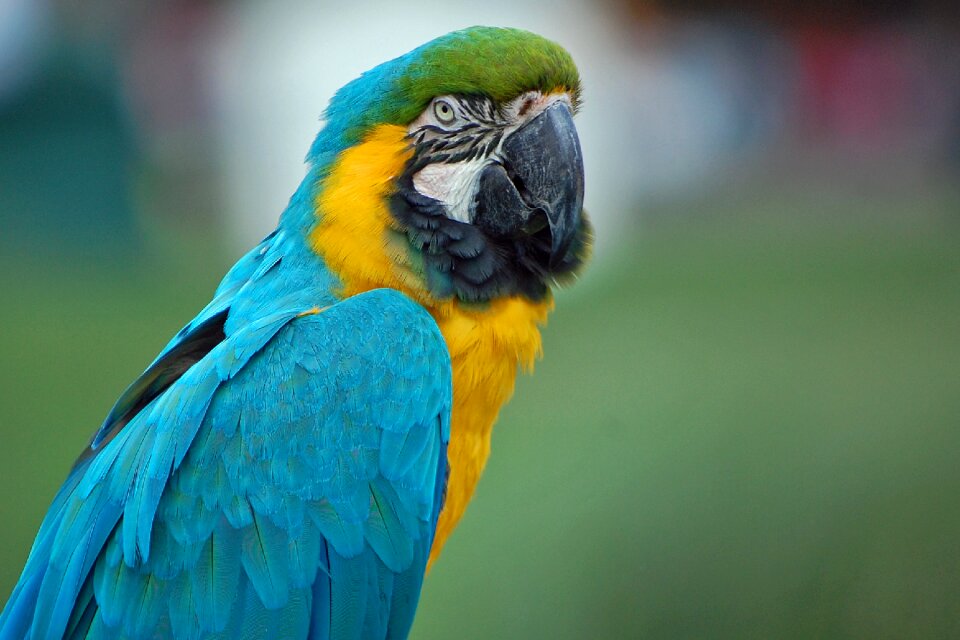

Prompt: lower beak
xmin=472 ymin=101 xmax=585 ymax=268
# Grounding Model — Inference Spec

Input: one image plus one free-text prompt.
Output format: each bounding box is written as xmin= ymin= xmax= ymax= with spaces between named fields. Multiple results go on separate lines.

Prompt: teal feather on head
xmin=310 ymin=26 xmax=581 ymax=163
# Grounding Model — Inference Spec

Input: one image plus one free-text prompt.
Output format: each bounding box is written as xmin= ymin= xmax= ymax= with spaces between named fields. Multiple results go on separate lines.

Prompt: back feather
xmin=0 ymin=289 xmax=450 ymax=640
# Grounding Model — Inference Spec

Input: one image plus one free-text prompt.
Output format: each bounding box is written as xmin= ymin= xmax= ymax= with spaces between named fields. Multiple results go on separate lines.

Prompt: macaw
xmin=0 ymin=25 xmax=590 ymax=640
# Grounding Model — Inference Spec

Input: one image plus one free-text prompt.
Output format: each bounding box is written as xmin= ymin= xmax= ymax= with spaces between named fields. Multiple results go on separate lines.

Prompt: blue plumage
xmin=0 ymin=240 xmax=451 ymax=640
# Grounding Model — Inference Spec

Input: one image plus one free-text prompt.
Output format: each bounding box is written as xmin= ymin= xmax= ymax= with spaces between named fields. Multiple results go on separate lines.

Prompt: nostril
xmin=518 ymin=97 xmax=535 ymax=117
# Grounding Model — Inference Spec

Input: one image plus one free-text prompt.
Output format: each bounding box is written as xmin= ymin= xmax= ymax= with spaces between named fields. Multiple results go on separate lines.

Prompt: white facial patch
xmin=406 ymin=91 xmax=575 ymax=225
xmin=411 ymin=158 xmax=487 ymax=224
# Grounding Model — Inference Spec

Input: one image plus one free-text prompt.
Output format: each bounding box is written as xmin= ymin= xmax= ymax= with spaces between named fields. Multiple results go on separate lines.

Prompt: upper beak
xmin=472 ymin=101 xmax=585 ymax=268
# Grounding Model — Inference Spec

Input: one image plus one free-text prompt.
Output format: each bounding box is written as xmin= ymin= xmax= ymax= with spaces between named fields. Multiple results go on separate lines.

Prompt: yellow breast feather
xmin=311 ymin=124 xmax=552 ymax=565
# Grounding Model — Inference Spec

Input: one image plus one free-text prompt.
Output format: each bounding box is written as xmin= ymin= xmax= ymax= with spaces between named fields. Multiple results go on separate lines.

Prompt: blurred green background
xmin=2 ymin=0 xmax=960 ymax=638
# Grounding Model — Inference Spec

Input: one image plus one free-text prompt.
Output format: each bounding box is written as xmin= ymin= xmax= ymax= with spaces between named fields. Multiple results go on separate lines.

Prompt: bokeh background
xmin=2 ymin=0 xmax=960 ymax=638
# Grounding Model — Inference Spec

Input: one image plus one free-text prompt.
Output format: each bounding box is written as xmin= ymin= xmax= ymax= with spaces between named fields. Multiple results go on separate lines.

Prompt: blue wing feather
xmin=0 ymin=287 xmax=451 ymax=640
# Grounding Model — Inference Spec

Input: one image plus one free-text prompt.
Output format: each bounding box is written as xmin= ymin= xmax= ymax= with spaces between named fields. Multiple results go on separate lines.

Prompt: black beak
xmin=472 ymin=101 xmax=585 ymax=269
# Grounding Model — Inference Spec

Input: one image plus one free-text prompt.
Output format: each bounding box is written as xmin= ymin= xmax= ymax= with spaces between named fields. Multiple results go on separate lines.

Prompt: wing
xmin=0 ymin=288 xmax=451 ymax=640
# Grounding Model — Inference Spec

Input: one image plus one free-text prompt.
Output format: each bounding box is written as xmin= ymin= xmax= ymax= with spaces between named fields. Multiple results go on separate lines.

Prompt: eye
xmin=432 ymin=99 xmax=457 ymax=125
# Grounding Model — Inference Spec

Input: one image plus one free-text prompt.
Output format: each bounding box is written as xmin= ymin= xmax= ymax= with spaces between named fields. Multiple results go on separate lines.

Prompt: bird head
xmin=304 ymin=26 xmax=591 ymax=308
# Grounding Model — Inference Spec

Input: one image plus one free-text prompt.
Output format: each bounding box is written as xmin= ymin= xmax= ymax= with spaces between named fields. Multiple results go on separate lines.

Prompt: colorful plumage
xmin=0 ymin=26 xmax=590 ymax=640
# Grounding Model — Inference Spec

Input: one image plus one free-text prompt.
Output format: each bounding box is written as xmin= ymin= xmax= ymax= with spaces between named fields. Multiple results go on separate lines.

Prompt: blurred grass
xmin=2 ymin=202 xmax=959 ymax=638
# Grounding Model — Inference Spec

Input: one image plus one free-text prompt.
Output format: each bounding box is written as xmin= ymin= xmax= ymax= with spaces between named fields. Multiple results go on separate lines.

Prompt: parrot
xmin=0 ymin=25 xmax=590 ymax=640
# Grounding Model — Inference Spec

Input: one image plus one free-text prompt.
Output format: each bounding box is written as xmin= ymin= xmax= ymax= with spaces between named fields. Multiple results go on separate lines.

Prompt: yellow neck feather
xmin=310 ymin=124 xmax=552 ymax=565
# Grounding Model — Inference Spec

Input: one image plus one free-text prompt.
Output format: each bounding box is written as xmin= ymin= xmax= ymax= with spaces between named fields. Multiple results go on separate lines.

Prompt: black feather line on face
xmin=389 ymin=172 xmax=546 ymax=302
xmin=389 ymin=169 xmax=589 ymax=303
xmin=394 ymin=94 xmax=590 ymax=303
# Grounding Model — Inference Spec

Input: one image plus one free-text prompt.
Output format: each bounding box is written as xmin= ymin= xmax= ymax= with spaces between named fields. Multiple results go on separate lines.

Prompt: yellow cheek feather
xmin=310 ymin=125 xmax=426 ymax=300
xmin=311 ymin=124 xmax=553 ymax=566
